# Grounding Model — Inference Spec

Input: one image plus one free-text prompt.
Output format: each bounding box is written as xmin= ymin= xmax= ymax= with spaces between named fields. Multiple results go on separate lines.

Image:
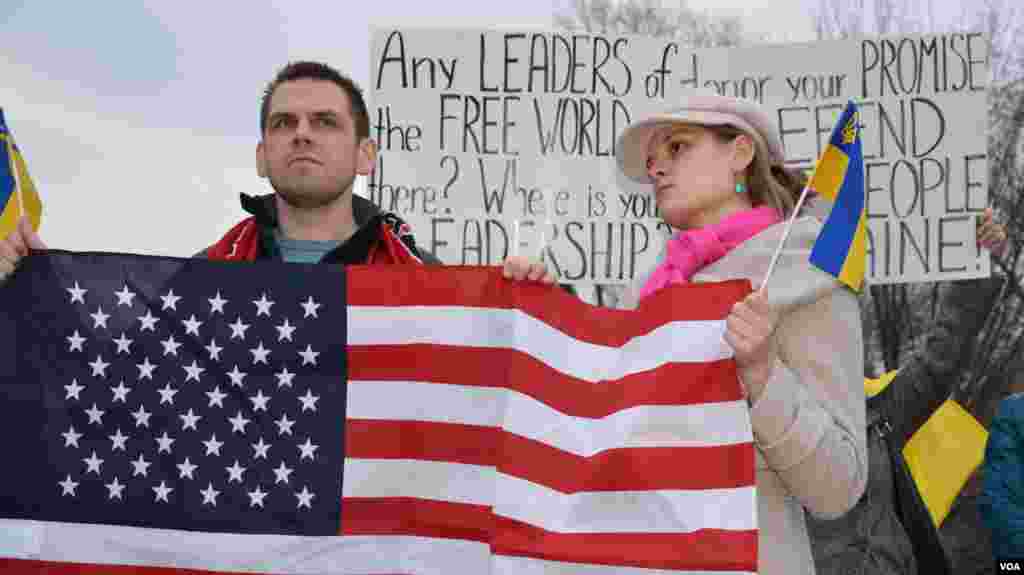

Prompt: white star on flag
xmin=67 ymin=330 xmax=86 ymax=352
xmin=250 ymin=341 xmax=271 ymax=364
xmin=275 ymin=413 xmax=295 ymax=436
xmin=59 ymin=475 xmax=79 ymax=497
xmin=138 ymin=311 xmax=159 ymax=332
xmin=205 ymin=386 xmax=227 ymax=408
xmin=90 ymin=307 xmax=110 ymax=329
xmin=300 ymin=296 xmax=320 ymax=318
xmin=89 ymin=355 xmax=110 ymax=378
xmin=208 ymin=292 xmax=228 ymax=315
xmin=131 ymin=453 xmax=152 ymax=477
xmin=137 ymin=357 xmax=157 ymax=380
xmin=113 ymin=332 xmax=133 ymax=354
xmin=275 ymin=318 xmax=296 ymax=342
xmin=61 ymin=426 xmax=83 ymax=448
xmin=275 ymin=367 xmax=295 ymax=388
xmin=183 ymin=360 xmax=205 ymax=383
xmin=64 ymin=379 xmax=84 ymax=401
xmin=183 ymin=314 xmax=203 ymax=337
xmin=248 ymin=486 xmax=268 ymax=508
xmin=228 ymin=317 xmax=250 ymax=340
xmin=295 ymin=486 xmax=315 ymax=509
xmin=179 ymin=408 xmax=202 ymax=431
xmin=253 ymin=293 xmax=275 ymax=317
xmin=85 ymin=403 xmax=105 ymax=425
xmin=177 ymin=457 xmax=198 ymax=480
xmin=298 ymin=438 xmax=318 ymax=461
xmin=157 ymin=383 xmax=178 ymax=405
xmin=105 ymin=477 xmax=125 ymax=500
xmin=226 ymin=365 xmax=247 ymax=387
xmin=83 ymin=451 xmax=104 ymax=475
xmin=160 ymin=289 xmax=181 ymax=311
xmin=201 ymin=483 xmax=220 ymax=506
xmin=155 ymin=431 xmax=175 ymax=454
xmin=153 ymin=481 xmax=173 ymax=503
xmin=114 ymin=285 xmax=136 ymax=307
xmin=131 ymin=404 xmax=152 ymax=428
xmin=161 ymin=335 xmax=182 ymax=357
xmin=110 ymin=381 xmax=131 ymax=403
xmin=67 ymin=282 xmax=87 ymax=304
xmin=298 ymin=345 xmax=319 ymax=366
xmin=252 ymin=437 xmax=271 ymax=459
xmin=250 ymin=390 xmax=270 ymax=412
xmin=109 ymin=428 xmax=129 ymax=451
xmin=203 ymin=434 xmax=224 ymax=456
xmin=205 ymin=339 xmax=224 ymax=361
xmin=298 ymin=390 xmax=319 ymax=412
xmin=273 ymin=461 xmax=294 ymax=484
xmin=225 ymin=460 xmax=246 ymax=483
xmin=228 ymin=411 xmax=251 ymax=434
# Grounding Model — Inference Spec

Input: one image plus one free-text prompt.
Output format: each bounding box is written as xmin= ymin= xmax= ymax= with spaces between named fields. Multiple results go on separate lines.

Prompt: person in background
xmin=809 ymin=208 xmax=1007 ymax=575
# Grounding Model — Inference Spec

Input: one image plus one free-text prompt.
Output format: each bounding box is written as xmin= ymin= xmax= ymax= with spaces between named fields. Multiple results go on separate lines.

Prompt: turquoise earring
xmin=735 ymin=182 xmax=746 ymax=194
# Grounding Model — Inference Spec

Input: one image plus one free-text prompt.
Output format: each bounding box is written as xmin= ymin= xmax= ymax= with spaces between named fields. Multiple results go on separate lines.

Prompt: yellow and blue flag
xmin=864 ymin=369 xmax=988 ymax=528
xmin=0 ymin=108 xmax=42 ymax=237
xmin=903 ymin=398 xmax=988 ymax=527
xmin=807 ymin=100 xmax=866 ymax=291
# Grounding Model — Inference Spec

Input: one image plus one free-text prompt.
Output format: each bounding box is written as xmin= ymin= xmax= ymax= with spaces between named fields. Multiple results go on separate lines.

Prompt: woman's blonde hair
xmin=703 ymin=124 xmax=806 ymax=218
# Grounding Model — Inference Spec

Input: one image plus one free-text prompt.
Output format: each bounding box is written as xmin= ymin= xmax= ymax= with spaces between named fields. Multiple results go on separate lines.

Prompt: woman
xmin=614 ymin=91 xmax=869 ymax=574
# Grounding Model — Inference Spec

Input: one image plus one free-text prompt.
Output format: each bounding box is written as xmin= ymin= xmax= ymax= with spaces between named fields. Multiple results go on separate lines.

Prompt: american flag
xmin=0 ymin=252 xmax=757 ymax=574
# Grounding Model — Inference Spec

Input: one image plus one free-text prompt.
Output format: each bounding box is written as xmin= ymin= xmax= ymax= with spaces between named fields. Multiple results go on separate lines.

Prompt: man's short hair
xmin=260 ymin=61 xmax=370 ymax=140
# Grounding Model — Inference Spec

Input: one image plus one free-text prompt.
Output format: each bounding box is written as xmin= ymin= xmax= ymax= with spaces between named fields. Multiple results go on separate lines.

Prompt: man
xmin=0 ymin=61 xmax=550 ymax=282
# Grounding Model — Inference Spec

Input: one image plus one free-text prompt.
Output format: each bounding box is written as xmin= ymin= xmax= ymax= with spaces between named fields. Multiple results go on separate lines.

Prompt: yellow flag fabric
xmin=0 ymin=109 xmax=42 ymax=237
xmin=864 ymin=369 xmax=899 ymax=398
xmin=864 ymin=369 xmax=987 ymax=527
xmin=902 ymin=399 xmax=988 ymax=527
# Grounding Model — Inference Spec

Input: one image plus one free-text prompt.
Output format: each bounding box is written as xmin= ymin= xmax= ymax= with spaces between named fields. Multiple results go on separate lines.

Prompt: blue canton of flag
xmin=0 ymin=252 xmax=347 ymax=535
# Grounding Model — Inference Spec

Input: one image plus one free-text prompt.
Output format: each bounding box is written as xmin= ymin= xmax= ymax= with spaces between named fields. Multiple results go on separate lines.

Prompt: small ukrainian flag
xmin=807 ymin=100 xmax=866 ymax=291
xmin=0 ymin=108 xmax=42 ymax=237
xmin=864 ymin=369 xmax=988 ymax=528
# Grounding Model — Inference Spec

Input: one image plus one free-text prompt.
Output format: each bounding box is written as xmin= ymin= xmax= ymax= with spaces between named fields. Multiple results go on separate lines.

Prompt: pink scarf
xmin=639 ymin=205 xmax=782 ymax=300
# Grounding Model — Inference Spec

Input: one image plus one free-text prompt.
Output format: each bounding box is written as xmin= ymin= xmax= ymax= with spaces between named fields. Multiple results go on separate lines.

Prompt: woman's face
xmin=645 ymin=124 xmax=753 ymax=229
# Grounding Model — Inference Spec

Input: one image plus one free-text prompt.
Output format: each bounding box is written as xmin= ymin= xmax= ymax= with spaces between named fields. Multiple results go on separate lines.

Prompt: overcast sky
xmin=0 ymin=0 xmax=975 ymax=256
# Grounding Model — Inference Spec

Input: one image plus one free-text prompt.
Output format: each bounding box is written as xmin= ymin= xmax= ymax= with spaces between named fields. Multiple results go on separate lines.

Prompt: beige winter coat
xmin=622 ymin=213 xmax=869 ymax=575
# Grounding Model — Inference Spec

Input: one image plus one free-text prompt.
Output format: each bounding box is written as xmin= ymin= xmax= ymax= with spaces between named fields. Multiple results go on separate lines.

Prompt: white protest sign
xmin=369 ymin=28 xmax=990 ymax=285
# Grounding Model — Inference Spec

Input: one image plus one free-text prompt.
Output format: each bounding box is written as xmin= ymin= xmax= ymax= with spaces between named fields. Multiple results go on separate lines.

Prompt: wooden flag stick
xmin=759 ymin=185 xmax=813 ymax=294
xmin=9 ymin=141 xmax=26 ymax=222
xmin=512 ymin=220 xmax=520 ymax=258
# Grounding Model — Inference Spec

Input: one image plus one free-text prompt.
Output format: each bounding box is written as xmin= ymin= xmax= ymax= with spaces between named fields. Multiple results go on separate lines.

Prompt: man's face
xmin=257 ymin=79 xmax=374 ymax=210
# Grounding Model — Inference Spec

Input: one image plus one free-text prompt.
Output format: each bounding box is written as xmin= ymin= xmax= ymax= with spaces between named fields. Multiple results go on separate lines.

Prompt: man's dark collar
xmin=237 ymin=193 xmax=384 ymax=264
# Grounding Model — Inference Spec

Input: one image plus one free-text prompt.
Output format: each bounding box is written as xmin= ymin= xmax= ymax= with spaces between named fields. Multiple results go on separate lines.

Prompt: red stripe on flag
xmin=346 ymin=419 xmax=497 ymax=467
xmin=346 ymin=419 xmax=754 ymax=491
xmin=498 ymin=433 xmax=756 ymax=491
xmin=341 ymin=497 xmax=492 ymax=543
xmin=348 ymin=346 xmax=743 ymax=417
xmin=493 ymin=514 xmax=758 ymax=572
xmin=0 ymin=559 xmax=234 ymax=575
xmin=346 ymin=266 xmax=752 ymax=344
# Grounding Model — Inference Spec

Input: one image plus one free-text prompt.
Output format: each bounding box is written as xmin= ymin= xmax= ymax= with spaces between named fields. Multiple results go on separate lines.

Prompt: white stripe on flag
xmin=342 ymin=459 xmax=757 ymax=533
xmin=0 ymin=519 xmax=488 ymax=574
xmin=493 ymin=555 xmax=757 ymax=575
xmin=347 ymin=307 xmax=730 ymax=382
xmin=347 ymin=381 xmax=754 ymax=452
xmin=493 ymin=473 xmax=758 ymax=533
xmin=342 ymin=459 xmax=491 ymax=504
